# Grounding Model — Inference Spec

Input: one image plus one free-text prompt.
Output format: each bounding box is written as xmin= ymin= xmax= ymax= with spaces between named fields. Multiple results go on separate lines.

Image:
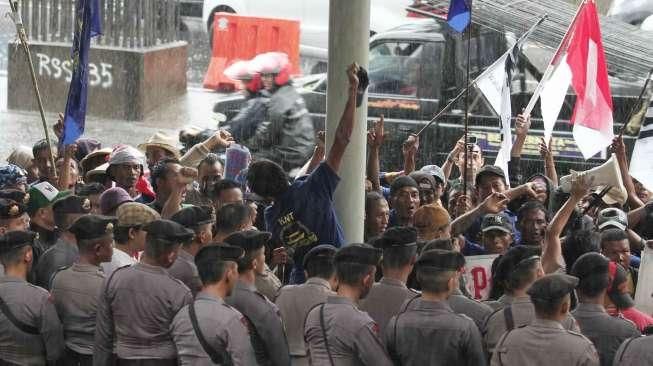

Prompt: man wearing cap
xmin=275 ymin=244 xmax=337 ymax=366
xmin=26 ymin=182 xmax=60 ymax=262
xmin=304 ymin=243 xmax=393 ymax=366
xmin=596 ymin=207 xmax=643 ymax=269
xmin=99 ymin=187 xmax=134 ymax=216
xmin=479 ymin=213 xmax=514 ymax=255
xmin=570 ymin=253 xmax=640 ymax=366
xmin=35 ymin=195 xmax=91 ymax=289
xmin=94 ymin=219 xmax=194 ymax=366
xmin=171 ymin=244 xmax=257 ymax=365
xmin=360 ymin=227 xmax=419 ymax=333
xmin=409 ymin=171 xmax=439 ymax=206
xmin=387 ymin=176 xmax=421 ymax=228
xmin=224 ymin=230 xmax=291 ymax=366
xmin=169 ymin=205 xmax=216 ymax=295
xmin=101 ymin=202 xmax=160 ymax=276
xmin=420 ymin=164 xmax=446 ymax=202
xmin=0 ymin=164 xmax=28 ymax=192
xmin=0 ymin=198 xmax=30 ymax=236
xmin=605 ymin=261 xmax=653 ymax=332
xmin=413 ymin=204 xmax=451 ymax=242
xmin=491 ymin=274 xmax=599 ymax=366
xmin=385 ymin=249 xmax=485 ymax=365
xmin=483 ymin=246 xmax=579 ymax=354
xmin=51 ymin=215 xmax=116 ymax=365
xmin=79 ymin=147 xmax=112 ymax=177
xmin=0 ymin=230 xmax=64 ymax=364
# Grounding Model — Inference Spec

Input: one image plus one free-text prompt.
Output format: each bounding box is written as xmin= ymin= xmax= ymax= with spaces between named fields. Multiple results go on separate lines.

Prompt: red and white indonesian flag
xmin=538 ymin=0 xmax=614 ymax=159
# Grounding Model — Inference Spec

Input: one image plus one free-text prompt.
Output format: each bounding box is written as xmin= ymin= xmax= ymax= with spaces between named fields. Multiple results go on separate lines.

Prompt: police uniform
xmin=360 ymin=228 xmax=419 ymax=333
xmin=570 ymin=252 xmax=641 ymax=366
xmin=171 ymin=245 xmax=258 ymax=366
xmin=385 ymin=249 xmax=486 ymax=366
xmin=94 ymin=219 xmax=195 ymax=366
xmin=50 ymin=216 xmax=116 ymax=365
xmin=0 ymin=231 xmax=64 ymax=365
xmin=304 ymin=244 xmax=393 ymax=366
xmin=225 ymin=230 xmax=291 ymax=366
xmin=612 ymin=335 xmax=653 ymax=366
xmin=449 ymin=287 xmax=493 ymax=330
xmin=275 ymin=245 xmax=336 ymax=366
xmin=169 ymin=206 xmax=215 ymax=296
xmin=491 ymin=274 xmax=600 ymax=366
xmin=0 ymin=198 xmax=29 ymax=276
xmin=34 ymin=195 xmax=92 ymax=290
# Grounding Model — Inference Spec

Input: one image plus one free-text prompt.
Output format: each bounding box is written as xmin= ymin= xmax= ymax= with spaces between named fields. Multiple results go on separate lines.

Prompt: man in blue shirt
xmin=246 ymin=63 xmax=362 ymax=284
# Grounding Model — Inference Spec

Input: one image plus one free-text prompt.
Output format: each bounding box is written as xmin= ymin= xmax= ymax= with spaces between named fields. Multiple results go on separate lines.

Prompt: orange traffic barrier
xmin=203 ymin=13 xmax=301 ymax=91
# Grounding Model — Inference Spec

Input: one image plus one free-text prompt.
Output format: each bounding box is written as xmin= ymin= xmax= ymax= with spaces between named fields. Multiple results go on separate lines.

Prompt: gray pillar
xmin=325 ymin=0 xmax=370 ymax=244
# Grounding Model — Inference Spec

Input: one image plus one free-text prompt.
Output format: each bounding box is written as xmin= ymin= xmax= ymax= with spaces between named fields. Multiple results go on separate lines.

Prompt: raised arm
xmin=612 ymin=136 xmax=644 ymax=209
xmin=539 ymin=137 xmax=558 ymax=187
xmin=297 ymin=131 xmax=326 ymax=177
xmin=326 ymin=63 xmax=360 ymax=173
xmin=443 ymin=137 xmax=464 ymax=182
xmin=451 ymin=192 xmax=509 ymax=236
xmin=367 ymin=117 xmax=384 ymax=192
xmin=402 ymin=133 xmax=419 ymax=176
xmin=509 ymin=113 xmax=530 ymax=187
xmin=542 ymin=176 xmax=590 ymax=273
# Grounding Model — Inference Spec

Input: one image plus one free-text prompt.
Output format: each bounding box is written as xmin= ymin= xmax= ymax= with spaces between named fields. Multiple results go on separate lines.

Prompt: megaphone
xmin=559 ymin=154 xmax=627 ymax=205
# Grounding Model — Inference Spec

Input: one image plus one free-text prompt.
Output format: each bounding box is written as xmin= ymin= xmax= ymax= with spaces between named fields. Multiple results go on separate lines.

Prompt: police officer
xmin=570 ymin=253 xmax=640 ymax=366
xmin=613 ymin=334 xmax=653 ymax=365
xmin=275 ymin=244 xmax=337 ymax=366
xmin=169 ymin=205 xmax=216 ymax=295
xmin=94 ymin=219 xmax=194 ymax=366
xmin=51 ymin=215 xmax=116 ymax=365
xmin=360 ymin=227 xmax=419 ymax=333
xmin=483 ymin=246 xmax=579 ymax=354
xmin=35 ymin=194 xmax=91 ymax=289
xmin=0 ymin=230 xmax=64 ymax=364
xmin=224 ymin=230 xmax=291 ymax=366
xmin=491 ymin=274 xmax=600 ymax=366
xmin=0 ymin=198 xmax=30 ymax=276
xmin=386 ymin=249 xmax=486 ymax=365
xmin=304 ymin=243 xmax=393 ymax=366
xmin=171 ymin=244 xmax=258 ymax=366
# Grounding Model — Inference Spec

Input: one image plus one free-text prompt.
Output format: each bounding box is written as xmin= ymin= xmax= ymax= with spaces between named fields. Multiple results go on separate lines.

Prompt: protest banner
xmin=464 ymin=254 xmax=499 ymax=300
xmin=635 ymin=247 xmax=653 ymax=314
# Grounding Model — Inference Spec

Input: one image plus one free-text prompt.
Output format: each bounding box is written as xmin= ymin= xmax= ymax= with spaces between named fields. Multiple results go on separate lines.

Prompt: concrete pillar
xmin=325 ymin=0 xmax=370 ymax=244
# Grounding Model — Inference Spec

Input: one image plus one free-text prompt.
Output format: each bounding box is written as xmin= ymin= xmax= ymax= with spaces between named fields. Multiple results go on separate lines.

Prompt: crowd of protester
xmin=1 ymin=60 xmax=653 ymax=366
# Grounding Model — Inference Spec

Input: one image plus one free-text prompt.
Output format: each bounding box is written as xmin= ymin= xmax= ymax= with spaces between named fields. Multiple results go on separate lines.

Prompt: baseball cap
xmin=597 ymin=208 xmax=628 ymax=231
xmin=475 ymin=165 xmax=506 ymax=187
xmin=481 ymin=213 xmax=513 ymax=234
xmin=27 ymin=182 xmax=63 ymax=215
xmin=390 ymin=176 xmax=418 ymax=196
xmin=409 ymin=172 xmax=436 ymax=192
xmin=420 ymin=165 xmax=445 ymax=184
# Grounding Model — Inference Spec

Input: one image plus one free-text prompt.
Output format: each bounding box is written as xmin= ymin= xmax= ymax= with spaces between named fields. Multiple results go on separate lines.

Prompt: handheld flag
xmin=61 ymin=0 xmax=102 ymax=145
xmin=629 ymin=72 xmax=653 ymax=193
xmin=447 ymin=0 xmax=472 ymax=33
xmin=475 ymin=17 xmax=544 ymax=184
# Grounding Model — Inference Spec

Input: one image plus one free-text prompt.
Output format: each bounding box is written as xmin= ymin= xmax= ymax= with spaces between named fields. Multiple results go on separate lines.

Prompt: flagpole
xmin=618 ymin=68 xmax=653 ymax=138
xmin=8 ymin=0 xmax=58 ymax=179
xmin=462 ymin=15 xmax=473 ymax=197
xmin=523 ymin=0 xmax=587 ymax=117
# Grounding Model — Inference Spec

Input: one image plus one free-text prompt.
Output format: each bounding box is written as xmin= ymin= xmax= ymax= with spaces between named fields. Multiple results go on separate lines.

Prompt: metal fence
xmin=17 ymin=0 xmax=181 ymax=48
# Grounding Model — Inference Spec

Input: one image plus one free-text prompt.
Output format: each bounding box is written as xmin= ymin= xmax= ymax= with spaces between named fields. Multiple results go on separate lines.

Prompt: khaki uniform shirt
xmin=275 ymin=277 xmax=334 ymax=366
xmin=255 ymin=263 xmax=282 ymax=301
xmin=34 ymin=238 xmax=79 ymax=290
xmin=449 ymin=288 xmax=493 ymax=330
xmin=226 ymin=280 xmax=290 ymax=366
xmin=612 ymin=335 xmax=653 ymax=366
xmin=359 ymin=277 xmax=419 ymax=333
xmin=93 ymin=262 xmax=193 ymax=365
xmin=171 ymin=292 xmax=258 ymax=366
xmin=385 ymin=297 xmax=486 ymax=366
xmin=51 ymin=263 xmax=105 ymax=355
xmin=304 ymin=296 xmax=393 ymax=366
xmin=0 ymin=276 xmax=64 ymax=365
xmin=491 ymin=318 xmax=599 ymax=366
xmin=168 ymin=248 xmax=202 ymax=296
xmin=483 ymin=294 xmax=580 ymax=354
xmin=571 ymin=303 xmax=640 ymax=366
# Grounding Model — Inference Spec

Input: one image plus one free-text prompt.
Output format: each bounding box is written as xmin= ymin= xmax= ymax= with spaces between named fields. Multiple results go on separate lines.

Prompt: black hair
xmin=246 ymin=159 xmax=289 ymax=198
xmin=506 ymin=258 xmax=541 ymax=292
xmin=600 ymin=228 xmax=629 ymax=249
xmin=77 ymin=237 xmax=107 ymax=254
xmin=236 ymin=246 xmax=263 ymax=273
xmin=335 ymin=262 xmax=375 ymax=286
xmin=150 ymin=158 xmax=181 ymax=193
xmin=216 ymin=203 xmax=251 ymax=233
xmin=144 ymin=237 xmax=180 ymax=258
xmin=423 ymin=238 xmax=455 ymax=252
xmin=0 ymin=245 xmax=30 ymax=267
xmin=382 ymin=246 xmax=417 ymax=269
xmin=576 ymin=272 xmax=610 ymax=297
xmin=197 ymin=153 xmax=224 ymax=170
xmin=532 ymin=295 xmax=569 ymax=318
xmin=365 ymin=191 xmax=386 ymax=213
xmin=32 ymin=139 xmax=56 ymax=158
xmin=562 ymin=230 xmax=601 ymax=272
xmin=211 ymin=179 xmax=242 ymax=200
xmin=305 ymin=256 xmax=336 ymax=280
xmin=113 ymin=225 xmax=131 ymax=244
xmin=77 ymin=182 xmax=106 ymax=197
xmin=517 ymin=201 xmax=550 ymax=223
xmin=416 ymin=267 xmax=457 ymax=294
xmin=196 ymin=255 xmax=232 ymax=285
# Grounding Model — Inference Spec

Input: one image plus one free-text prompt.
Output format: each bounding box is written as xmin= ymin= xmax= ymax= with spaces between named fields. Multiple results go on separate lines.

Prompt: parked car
xmin=202 ymin=0 xmax=413 ymax=59
xmin=214 ymin=18 xmax=649 ymax=177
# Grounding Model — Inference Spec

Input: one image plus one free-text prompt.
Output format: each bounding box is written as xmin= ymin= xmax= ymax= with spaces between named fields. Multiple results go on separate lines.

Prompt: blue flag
xmin=447 ymin=0 xmax=472 ymax=33
xmin=61 ymin=0 xmax=102 ymax=145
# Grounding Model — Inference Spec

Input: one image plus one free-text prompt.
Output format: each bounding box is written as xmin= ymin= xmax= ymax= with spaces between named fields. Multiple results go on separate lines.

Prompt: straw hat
xmin=137 ymin=132 xmax=181 ymax=159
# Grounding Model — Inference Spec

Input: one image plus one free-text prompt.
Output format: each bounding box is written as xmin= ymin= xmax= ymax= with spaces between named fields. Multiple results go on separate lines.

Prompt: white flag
xmin=630 ymin=119 xmax=653 ymax=193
